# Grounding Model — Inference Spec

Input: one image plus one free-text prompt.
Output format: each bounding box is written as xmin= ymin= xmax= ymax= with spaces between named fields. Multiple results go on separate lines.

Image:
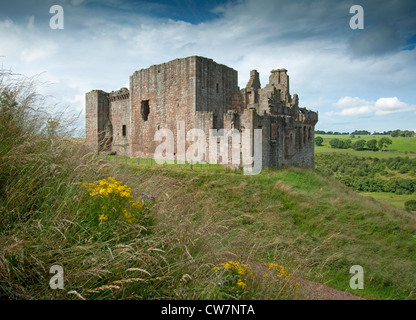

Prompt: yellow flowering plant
xmin=262 ymin=262 xmax=302 ymax=295
xmin=209 ymin=260 xmax=301 ymax=299
xmin=81 ymin=177 xmax=153 ymax=226
xmin=210 ymin=260 xmax=254 ymax=299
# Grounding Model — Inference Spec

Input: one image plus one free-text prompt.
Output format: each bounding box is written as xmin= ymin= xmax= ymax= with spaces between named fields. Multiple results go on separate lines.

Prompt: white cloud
xmin=327 ymin=96 xmax=416 ymax=116
xmin=20 ymin=43 xmax=59 ymax=63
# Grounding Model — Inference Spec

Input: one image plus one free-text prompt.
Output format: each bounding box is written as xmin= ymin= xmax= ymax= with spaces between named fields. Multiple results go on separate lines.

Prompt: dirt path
xmin=300 ymin=280 xmax=366 ymax=300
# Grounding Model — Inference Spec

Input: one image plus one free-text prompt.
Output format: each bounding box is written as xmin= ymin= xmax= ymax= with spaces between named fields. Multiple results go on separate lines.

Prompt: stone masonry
xmin=85 ymin=56 xmax=318 ymax=168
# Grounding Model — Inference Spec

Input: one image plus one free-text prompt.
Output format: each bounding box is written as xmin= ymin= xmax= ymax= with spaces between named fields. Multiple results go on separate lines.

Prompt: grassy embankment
xmin=107 ymin=156 xmax=416 ymax=300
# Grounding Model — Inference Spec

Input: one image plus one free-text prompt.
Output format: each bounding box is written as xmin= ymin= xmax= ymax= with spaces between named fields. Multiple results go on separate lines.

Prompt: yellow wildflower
xmin=131 ymin=201 xmax=143 ymax=209
xmin=265 ymin=262 xmax=292 ymax=279
xmin=237 ymin=279 xmax=247 ymax=289
xmin=219 ymin=260 xmax=254 ymax=277
xmin=123 ymin=208 xmax=136 ymax=223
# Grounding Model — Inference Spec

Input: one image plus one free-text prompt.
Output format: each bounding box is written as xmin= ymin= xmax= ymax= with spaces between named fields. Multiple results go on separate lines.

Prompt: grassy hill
xmin=109 ymin=158 xmax=416 ymax=300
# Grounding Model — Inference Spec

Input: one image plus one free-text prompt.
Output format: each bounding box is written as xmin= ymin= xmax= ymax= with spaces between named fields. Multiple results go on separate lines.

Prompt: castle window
xmin=141 ymin=100 xmax=150 ymax=121
xmin=216 ymin=83 xmax=219 ymax=93
xmin=271 ymin=122 xmax=277 ymax=140
xmin=303 ymin=126 xmax=307 ymax=144
xmin=122 ymin=125 xmax=127 ymax=137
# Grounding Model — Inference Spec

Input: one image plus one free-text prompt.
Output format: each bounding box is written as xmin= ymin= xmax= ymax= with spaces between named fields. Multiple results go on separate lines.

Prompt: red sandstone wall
xmin=110 ymin=97 xmax=130 ymax=155
xmin=85 ymin=90 xmax=109 ymax=151
xmin=129 ymin=57 xmax=198 ymax=158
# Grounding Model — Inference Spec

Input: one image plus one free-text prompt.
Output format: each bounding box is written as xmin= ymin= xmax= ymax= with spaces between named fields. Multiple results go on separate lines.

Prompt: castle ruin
xmin=86 ymin=56 xmax=318 ymax=169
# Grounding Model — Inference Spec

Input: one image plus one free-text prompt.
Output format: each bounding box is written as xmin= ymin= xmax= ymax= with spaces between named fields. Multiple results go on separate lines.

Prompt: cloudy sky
xmin=1 ymin=0 xmax=415 ymax=134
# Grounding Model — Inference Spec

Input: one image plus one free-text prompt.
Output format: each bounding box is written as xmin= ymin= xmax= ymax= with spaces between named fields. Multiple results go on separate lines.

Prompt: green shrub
xmin=315 ymin=136 xmax=323 ymax=146
xmin=352 ymin=139 xmax=366 ymax=150
xmin=404 ymin=200 xmax=416 ymax=212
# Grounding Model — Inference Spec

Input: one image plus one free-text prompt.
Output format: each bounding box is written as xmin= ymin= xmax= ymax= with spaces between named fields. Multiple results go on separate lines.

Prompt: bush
xmin=352 ymin=139 xmax=366 ymax=150
xmin=378 ymin=137 xmax=392 ymax=151
xmin=329 ymin=138 xmax=341 ymax=149
xmin=315 ymin=136 xmax=323 ymax=146
xmin=404 ymin=200 xmax=416 ymax=212
xmin=366 ymin=139 xmax=378 ymax=151
xmin=329 ymin=138 xmax=350 ymax=149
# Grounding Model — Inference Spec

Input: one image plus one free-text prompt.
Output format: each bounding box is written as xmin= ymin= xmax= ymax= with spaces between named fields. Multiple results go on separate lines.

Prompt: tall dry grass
xmin=0 ymin=70 xmax=172 ymax=299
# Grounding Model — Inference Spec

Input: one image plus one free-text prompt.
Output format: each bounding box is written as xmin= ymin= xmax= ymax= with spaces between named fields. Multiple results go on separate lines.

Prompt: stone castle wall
xmin=85 ymin=56 xmax=318 ymax=169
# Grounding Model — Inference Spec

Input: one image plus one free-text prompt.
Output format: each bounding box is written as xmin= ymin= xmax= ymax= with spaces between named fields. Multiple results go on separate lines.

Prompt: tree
xmin=351 ymin=130 xmax=370 ymax=135
xmin=352 ymin=139 xmax=366 ymax=150
xmin=329 ymin=138 xmax=352 ymax=149
xmin=378 ymin=137 xmax=392 ymax=151
xmin=343 ymin=139 xmax=352 ymax=149
xmin=391 ymin=130 xmax=400 ymax=137
xmin=315 ymin=136 xmax=324 ymax=146
xmin=391 ymin=129 xmax=415 ymax=137
xmin=366 ymin=139 xmax=378 ymax=151
xmin=404 ymin=130 xmax=415 ymax=137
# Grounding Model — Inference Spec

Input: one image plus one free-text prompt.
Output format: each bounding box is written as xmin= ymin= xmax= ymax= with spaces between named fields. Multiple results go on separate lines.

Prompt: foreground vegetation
xmin=1 ymin=72 xmax=415 ymax=300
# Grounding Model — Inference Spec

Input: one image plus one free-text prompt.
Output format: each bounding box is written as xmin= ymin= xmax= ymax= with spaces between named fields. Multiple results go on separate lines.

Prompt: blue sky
xmin=1 ymin=0 xmax=415 ymax=135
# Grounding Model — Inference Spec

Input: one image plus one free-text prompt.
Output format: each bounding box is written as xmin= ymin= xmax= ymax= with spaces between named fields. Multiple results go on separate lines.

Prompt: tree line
xmin=315 ymin=136 xmax=394 ymax=151
xmin=315 ymin=129 xmax=415 ymax=137
xmin=315 ymin=154 xmax=416 ymax=194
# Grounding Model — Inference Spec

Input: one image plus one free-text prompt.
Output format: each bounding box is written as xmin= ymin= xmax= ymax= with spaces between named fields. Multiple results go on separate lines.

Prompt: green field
xmin=358 ymin=192 xmax=415 ymax=210
xmin=315 ymin=134 xmax=416 ymax=159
